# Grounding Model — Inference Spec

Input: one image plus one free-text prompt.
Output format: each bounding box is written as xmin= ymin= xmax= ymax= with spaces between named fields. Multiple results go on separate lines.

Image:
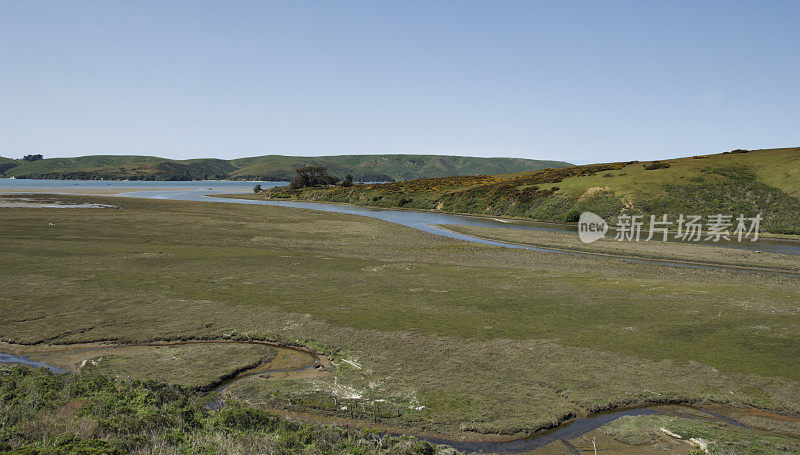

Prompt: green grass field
xmin=1 ymin=193 xmax=799 ymax=452
xmin=256 ymin=147 xmax=800 ymax=234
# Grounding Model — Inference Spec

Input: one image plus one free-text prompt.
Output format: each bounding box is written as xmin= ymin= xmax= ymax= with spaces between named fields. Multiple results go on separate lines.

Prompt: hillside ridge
xmin=252 ymin=147 xmax=800 ymax=234
xmin=0 ymin=154 xmax=571 ymax=182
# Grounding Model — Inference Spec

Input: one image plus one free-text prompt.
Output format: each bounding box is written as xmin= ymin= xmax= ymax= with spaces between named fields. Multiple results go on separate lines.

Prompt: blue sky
xmin=1 ymin=1 xmax=798 ymax=164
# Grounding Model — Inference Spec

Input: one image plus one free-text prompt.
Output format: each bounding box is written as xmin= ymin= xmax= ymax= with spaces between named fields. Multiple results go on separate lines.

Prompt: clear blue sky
xmin=1 ymin=1 xmax=798 ymax=164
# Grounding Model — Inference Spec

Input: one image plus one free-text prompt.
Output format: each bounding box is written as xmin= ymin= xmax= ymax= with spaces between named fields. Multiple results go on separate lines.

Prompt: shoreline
xmin=224 ymin=192 xmax=800 ymax=241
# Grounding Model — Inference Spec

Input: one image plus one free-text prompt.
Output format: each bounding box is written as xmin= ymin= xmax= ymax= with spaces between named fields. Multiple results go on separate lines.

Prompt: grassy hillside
xmin=253 ymin=147 xmax=800 ymax=234
xmin=0 ymin=155 xmax=236 ymax=181
xmin=0 ymin=154 xmax=571 ymax=182
xmin=230 ymin=154 xmax=569 ymax=181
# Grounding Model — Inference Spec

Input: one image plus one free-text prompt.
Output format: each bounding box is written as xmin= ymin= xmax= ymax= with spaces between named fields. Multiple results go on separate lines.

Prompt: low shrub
xmin=643 ymin=161 xmax=671 ymax=170
xmin=564 ymin=210 xmax=581 ymax=223
xmin=0 ymin=367 xmax=452 ymax=454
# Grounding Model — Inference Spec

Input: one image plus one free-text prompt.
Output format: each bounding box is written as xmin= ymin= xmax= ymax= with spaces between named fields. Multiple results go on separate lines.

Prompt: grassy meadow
xmin=1 ymin=193 xmax=799 ymax=451
xmin=252 ymin=147 xmax=800 ymax=234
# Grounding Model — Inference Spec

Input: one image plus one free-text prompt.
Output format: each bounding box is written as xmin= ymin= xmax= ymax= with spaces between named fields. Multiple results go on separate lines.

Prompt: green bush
xmin=643 ymin=161 xmax=670 ymax=170
xmin=342 ymin=174 xmax=354 ymax=187
xmin=564 ymin=210 xmax=581 ymax=223
xmin=215 ymin=403 xmax=281 ymax=432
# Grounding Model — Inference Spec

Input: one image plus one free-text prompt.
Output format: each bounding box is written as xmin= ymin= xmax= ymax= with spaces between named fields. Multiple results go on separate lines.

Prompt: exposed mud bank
xmin=0 ymin=338 xmax=328 ymax=392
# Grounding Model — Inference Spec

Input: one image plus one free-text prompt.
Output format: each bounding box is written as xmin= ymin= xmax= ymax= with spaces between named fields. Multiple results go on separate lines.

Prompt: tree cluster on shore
xmin=289 ymin=165 xmax=341 ymax=189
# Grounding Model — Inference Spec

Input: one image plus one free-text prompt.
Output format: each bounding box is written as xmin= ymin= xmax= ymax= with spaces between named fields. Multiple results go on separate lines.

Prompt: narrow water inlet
xmin=421 ymin=407 xmax=662 ymax=453
xmin=115 ymin=190 xmax=800 ymax=262
xmin=0 ymin=352 xmax=69 ymax=373
xmin=0 ymin=340 xmax=320 ymax=390
xmin=0 ymin=345 xmax=753 ymax=454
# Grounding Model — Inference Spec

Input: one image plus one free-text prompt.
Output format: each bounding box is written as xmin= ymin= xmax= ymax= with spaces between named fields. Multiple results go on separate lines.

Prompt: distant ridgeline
xmin=0 ymin=154 xmax=572 ymax=182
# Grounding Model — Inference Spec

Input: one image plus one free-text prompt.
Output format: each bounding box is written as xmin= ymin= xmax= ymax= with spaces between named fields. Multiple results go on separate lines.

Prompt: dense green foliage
xmin=289 ymin=166 xmax=341 ymax=189
xmin=0 ymin=154 xmax=571 ymax=182
xmin=342 ymin=174 xmax=354 ymax=187
xmin=0 ymin=366 xmax=449 ymax=454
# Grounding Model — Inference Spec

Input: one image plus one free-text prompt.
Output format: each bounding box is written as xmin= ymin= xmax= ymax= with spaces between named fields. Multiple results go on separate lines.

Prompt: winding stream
xmin=0 ymin=352 xmax=70 ymax=373
xmin=0 ymin=340 xmax=319 ymax=392
xmin=1 ymin=342 xmax=754 ymax=454
xmin=1 ymin=185 xmax=793 ymax=452
xmin=113 ymin=189 xmax=800 ymax=275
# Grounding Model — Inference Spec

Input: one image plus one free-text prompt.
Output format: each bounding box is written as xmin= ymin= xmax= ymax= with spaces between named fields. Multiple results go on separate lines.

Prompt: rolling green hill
xmin=0 ymin=154 xmax=571 ymax=182
xmin=253 ymin=147 xmax=800 ymax=234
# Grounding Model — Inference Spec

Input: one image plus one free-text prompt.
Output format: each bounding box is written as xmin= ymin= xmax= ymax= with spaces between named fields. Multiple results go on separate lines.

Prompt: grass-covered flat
xmin=79 ymin=343 xmax=277 ymax=389
xmin=1 ymin=194 xmax=799 ymax=446
xmin=598 ymin=411 xmax=800 ymax=454
xmin=440 ymin=224 xmax=800 ymax=273
xmin=0 ymin=339 xmax=324 ymax=393
xmin=0 ymin=342 xmax=280 ymax=389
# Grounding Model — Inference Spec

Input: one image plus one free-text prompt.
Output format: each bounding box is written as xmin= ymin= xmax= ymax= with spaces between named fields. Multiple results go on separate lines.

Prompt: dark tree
xmin=342 ymin=174 xmax=354 ymax=187
xmin=23 ymin=154 xmax=44 ymax=162
xmin=289 ymin=166 xmax=340 ymax=189
xmin=253 ymin=184 xmax=262 ymax=193
xmin=564 ymin=210 xmax=581 ymax=223
xmin=0 ymin=162 xmax=18 ymax=174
